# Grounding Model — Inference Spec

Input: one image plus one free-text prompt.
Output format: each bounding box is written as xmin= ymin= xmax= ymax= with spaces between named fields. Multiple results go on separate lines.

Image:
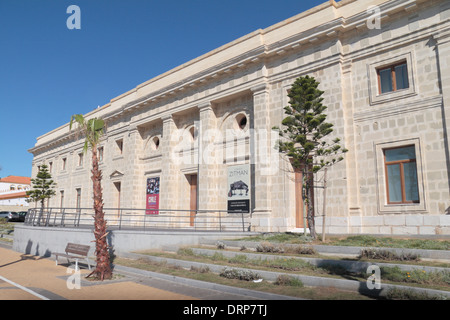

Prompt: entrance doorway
xmin=188 ymin=174 xmax=198 ymax=227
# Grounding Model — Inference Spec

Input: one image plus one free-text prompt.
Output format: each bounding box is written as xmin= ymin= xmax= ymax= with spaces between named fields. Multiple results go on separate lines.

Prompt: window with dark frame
xmin=116 ymin=139 xmax=123 ymax=155
xmin=60 ymin=190 xmax=64 ymax=209
xmin=98 ymin=147 xmax=104 ymax=162
xmin=384 ymin=145 xmax=419 ymax=204
xmin=377 ymin=61 xmax=409 ymax=94
xmin=76 ymin=188 xmax=81 ymax=210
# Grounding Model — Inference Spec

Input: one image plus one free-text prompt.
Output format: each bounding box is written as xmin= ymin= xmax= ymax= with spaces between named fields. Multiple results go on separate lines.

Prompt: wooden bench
xmin=53 ymin=243 xmax=92 ymax=270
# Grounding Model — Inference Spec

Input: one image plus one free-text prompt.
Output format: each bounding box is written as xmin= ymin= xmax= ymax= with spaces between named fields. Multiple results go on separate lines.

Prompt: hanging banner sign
xmin=146 ymin=177 xmax=160 ymax=215
xmin=227 ymin=164 xmax=250 ymax=213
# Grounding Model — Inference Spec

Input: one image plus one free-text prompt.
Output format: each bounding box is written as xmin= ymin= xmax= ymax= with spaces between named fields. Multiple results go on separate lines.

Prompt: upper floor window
xmin=377 ymin=61 xmax=409 ymax=94
xmin=384 ymin=145 xmax=419 ymax=204
xmin=98 ymin=147 xmax=104 ymax=162
xmin=78 ymin=153 xmax=84 ymax=167
xmin=116 ymin=139 xmax=123 ymax=155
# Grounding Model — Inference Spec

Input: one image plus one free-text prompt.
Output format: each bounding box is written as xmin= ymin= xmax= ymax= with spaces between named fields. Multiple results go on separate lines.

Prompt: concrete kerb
xmin=117 ymin=251 xmax=450 ymax=299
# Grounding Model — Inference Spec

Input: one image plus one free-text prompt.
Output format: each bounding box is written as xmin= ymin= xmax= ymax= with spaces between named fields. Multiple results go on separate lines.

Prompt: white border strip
xmin=0 ymin=275 xmax=50 ymax=300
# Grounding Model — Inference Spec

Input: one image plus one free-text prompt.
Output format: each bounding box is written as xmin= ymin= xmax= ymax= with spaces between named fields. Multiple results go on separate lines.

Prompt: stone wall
xmin=28 ymin=0 xmax=450 ymax=235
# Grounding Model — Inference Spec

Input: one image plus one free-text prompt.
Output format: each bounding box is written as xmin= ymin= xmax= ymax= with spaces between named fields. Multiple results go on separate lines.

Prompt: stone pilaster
xmin=121 ymin=126 xmax=142 ymax=209
xmin=160 ymin=114 xmax=180 ymax=210
xmin=341 ymin=60 xmax=362 ymax=219
xmin=433 ymin=28 xmax=450 ymax=190
xmin=250 ymin=83 xmax=273 ymax=231
xmin=198 ymin=102 xmax=218 ymax=211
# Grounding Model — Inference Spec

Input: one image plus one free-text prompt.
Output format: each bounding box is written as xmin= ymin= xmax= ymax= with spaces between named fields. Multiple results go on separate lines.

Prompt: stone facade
xmin=29 ymin=0 xmax=450 ymax=235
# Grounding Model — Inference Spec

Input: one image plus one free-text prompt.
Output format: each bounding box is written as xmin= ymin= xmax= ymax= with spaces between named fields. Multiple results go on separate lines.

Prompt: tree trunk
xmin=87 ymin=147 xmax=112 ymax=280
xmin=303 ymin=167 xmax=316 ymax=239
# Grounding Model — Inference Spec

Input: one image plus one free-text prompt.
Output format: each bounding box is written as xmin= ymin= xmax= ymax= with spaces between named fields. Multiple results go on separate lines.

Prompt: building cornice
xmin=30 ymin=0 xmax=440 ymax=154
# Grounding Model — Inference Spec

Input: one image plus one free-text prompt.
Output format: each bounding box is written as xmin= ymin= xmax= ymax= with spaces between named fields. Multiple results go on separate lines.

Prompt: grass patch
xmin=255 ymin=241 xmax=317 ymax=255
xmin=386 ymin=287 xmax=448 ymax=300
xmin=144 ymin=248 xmax=450 ymax=292
xmin=381 ymin=266 xmax=450 ymax=289
xmin=240 ymin=232 xmax=314 ymax=244
xmin=239 ymin=233 xmax=450 ymax=251
xmin=0 ymin=218 xmax=14 ymax=233
xmin=274 ymin=275 xmax=304 ymax=287
xmin=330 ymin=235 xmax=450 ymax=251
xmin=113 ymin=257 xmax=373 ymax=300
xmin=359 ymin=248 xmax=420 ymax=262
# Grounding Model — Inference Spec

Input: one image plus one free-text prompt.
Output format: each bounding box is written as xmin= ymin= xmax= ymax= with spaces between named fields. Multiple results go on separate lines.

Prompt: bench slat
xmin=65 ymin=243 xmax=90 ymax=256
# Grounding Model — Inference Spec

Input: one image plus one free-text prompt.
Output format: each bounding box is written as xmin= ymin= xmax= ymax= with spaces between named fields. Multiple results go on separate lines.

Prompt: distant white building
xmin=0 ymin=176 xmax=31 ymax=207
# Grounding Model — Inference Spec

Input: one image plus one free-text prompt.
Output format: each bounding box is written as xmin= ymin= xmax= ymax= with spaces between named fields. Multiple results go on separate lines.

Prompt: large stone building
xmin=29 ymin=0 xmax=450 ymax=235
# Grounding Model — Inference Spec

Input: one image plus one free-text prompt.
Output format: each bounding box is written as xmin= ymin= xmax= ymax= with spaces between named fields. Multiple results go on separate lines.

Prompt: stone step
xmin=118 ymin=250 xmax=450 ymax=300
xmin=200 ymin=239 xmax=450 ymax=261
xmin=190 ymin=247 xmax=450 ymax=274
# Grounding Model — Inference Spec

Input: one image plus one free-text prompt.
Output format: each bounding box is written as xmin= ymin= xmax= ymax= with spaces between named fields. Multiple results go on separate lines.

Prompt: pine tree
xmin=26 ymin=164 xmax=56 ymax=212
xmin=274 ymin=75 xmax=347 ymax=239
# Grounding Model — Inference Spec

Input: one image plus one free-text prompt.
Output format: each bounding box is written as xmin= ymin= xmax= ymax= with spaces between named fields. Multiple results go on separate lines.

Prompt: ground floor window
xmin=76 ymin=188 xmax=81 ymax=209
xmin=384 ymin=145 xmax=419 ymax=204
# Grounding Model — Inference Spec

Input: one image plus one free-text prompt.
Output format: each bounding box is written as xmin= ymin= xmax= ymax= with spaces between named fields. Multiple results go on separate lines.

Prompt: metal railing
xmin=24 ymin=207 xmax=251 ymax=232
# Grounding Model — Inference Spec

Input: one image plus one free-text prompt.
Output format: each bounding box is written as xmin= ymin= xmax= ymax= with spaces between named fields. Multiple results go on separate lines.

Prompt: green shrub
xmin=219 ymin=268 xmax=261 ymax=281
xmin=290 ymin=245 xmax=317 ymax=255
xmin=274 ymin=275 xmax=304 ymax=287
xmin=256 ymin=242 xmax=285 ymax=253
xmin=359 ymin=248 xmax=420 ymax=261
xmin=216 ymin=241 xmax=226 ymax=250
xmin=190 ymin=265 xmax=210 ymax=273
xmin=386 ymin=287 xmax=447 ymax=300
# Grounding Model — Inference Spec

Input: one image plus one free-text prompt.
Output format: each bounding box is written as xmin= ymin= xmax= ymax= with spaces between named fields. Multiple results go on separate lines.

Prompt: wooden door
xmin=295 ymin=169 xmax=314 ymax=229
xmin=295 ymin=170 xmax=304 ymax=228
xmin=189 ymin=175 xmax=197 ymax=226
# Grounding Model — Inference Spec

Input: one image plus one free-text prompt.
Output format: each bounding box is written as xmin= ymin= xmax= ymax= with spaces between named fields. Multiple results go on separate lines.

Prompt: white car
xmin=0 ymin=211 xmax=18 ymax=222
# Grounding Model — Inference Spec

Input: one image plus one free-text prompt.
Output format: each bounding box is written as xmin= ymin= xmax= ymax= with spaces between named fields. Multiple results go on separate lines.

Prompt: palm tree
xmin=70 ymin=114 xmax=112 ymax=280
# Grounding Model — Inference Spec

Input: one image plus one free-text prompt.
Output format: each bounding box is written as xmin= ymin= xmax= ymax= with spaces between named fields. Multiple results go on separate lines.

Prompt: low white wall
xmin=13 ymin=224 xmax=256 ymax=257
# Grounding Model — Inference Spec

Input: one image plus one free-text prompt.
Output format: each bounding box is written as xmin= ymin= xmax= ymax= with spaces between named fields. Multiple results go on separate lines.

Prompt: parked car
xmin=0 ymin=211 xmax=9 ymax=221
xmin=0 ymin=211 xmax=21 ymax=222
xmin=17 ymin=211 xmax=28 ymax=222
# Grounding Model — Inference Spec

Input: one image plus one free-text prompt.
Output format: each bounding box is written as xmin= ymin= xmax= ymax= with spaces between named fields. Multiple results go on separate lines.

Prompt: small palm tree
xmin=70 ymin=114 xmax=112 ymax=280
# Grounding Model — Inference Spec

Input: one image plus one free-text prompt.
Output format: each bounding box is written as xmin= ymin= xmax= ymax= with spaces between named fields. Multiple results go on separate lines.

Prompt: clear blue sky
xmin=0 ymin=0 xmax=326 ymax=178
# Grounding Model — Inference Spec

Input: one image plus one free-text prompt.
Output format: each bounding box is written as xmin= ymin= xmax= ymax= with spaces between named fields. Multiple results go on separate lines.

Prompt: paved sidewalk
xmin=0 ymin=244 xmax=197 ymax=300
xmin=0 ymin=243 xmax=298 ymax=300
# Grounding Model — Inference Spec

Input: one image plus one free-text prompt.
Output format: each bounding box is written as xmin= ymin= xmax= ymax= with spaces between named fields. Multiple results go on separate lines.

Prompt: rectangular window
xmin=384 ymin=145 xmax=419 ymax=204
xmin=377 ymin=61 xmax=409 ymax=94
xmin=116 ymin=139 xmax=123 ymax=155
xmin=60 ymin=191 xmax=64 ymax=209
xmin=78 ymin=153 xmax=84 ymax=167
xmin=98 ymin=147 xmax=104 ymax=162
xmin=62 ymin=158 xmax=67 ymax=171
xmin=76 ymin=188 xmax=81 ymax=210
